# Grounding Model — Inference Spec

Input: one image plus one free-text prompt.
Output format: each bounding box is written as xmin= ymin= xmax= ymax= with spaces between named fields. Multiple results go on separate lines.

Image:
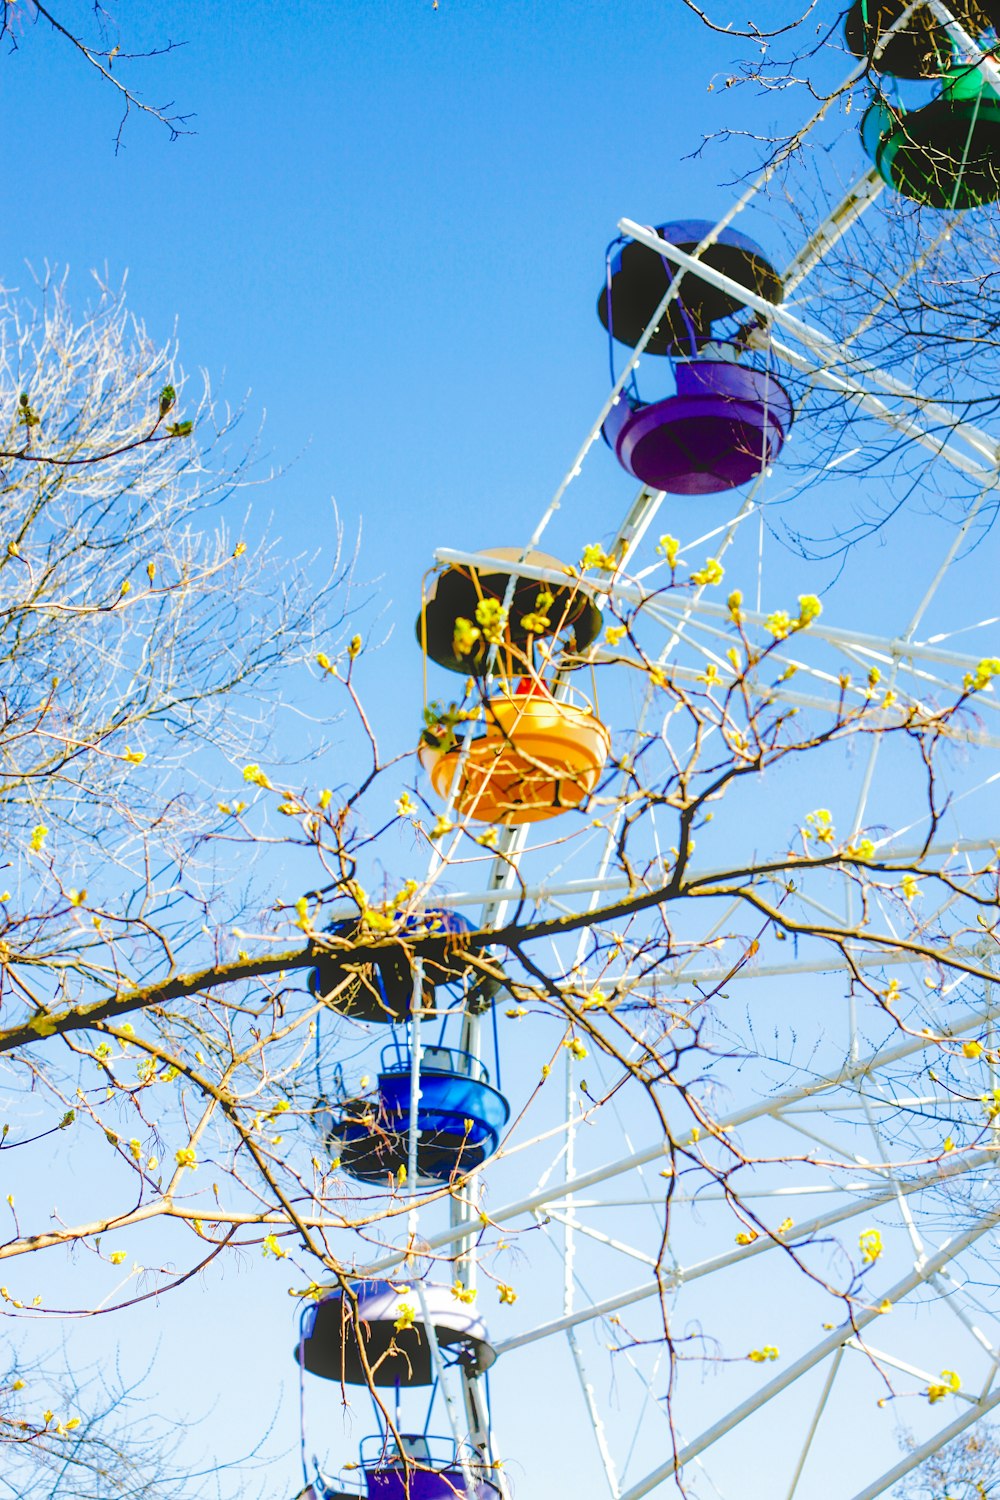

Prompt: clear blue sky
xmin=6 ymin=5 xmax=999 ymax=1498
xmin=7 ymin=0 xmax=824 ymax=665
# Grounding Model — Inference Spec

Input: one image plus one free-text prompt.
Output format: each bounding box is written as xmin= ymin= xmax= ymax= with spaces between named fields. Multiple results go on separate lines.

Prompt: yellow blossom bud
xmin=242 ymin=763 xmax=271 ymax=789
xmin=393 ymin=1302 xmax=417 ymax=1330
xmin=690 ymin=556 xmax=724 ymax=587
xmin=796 ymin=594 xmax=822 ymax=628
xmin=656 ymin=534 xmax=680 ymax=567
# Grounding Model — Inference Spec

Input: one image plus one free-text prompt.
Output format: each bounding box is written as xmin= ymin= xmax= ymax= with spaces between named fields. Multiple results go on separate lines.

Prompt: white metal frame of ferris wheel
xmin=363 ymin=6 xmax=1000 ymax=1498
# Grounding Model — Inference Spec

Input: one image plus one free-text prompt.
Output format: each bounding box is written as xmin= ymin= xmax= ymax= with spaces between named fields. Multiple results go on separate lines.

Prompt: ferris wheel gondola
xmin=292 ymin=6 xmax=1000 ymax=1497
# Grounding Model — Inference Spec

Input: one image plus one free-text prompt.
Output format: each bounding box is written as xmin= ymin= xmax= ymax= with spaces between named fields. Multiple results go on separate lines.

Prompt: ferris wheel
xmin=292 ymin=5 xmax=1000 ymax=1498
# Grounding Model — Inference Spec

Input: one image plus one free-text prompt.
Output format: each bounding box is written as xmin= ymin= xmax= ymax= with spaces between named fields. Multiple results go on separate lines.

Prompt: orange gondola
xmin=419 ymin=678 xmax=610 ymax=826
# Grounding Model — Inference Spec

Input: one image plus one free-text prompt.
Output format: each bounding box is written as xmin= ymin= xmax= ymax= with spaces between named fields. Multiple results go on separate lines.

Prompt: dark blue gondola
xmin=310 ymin=908 xmax=498 ymax=1023
xmin=597 ymin=217 xmax=782 ymax=354
xmin=325 ymin=1045 xmax=510 ymax=1183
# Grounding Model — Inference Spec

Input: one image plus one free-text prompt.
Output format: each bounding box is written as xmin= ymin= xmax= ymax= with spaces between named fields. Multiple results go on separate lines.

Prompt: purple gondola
xmin=602 ymin=356 xmax=793 ymax=496
xmin=597 ymin=221 xmax=791 ymax=494
xmin=301 ymin=1435 xmax=502 ymax=1500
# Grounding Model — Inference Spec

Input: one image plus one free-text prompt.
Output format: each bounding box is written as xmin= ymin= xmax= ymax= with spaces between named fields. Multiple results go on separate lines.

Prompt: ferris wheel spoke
xmin=846 ymin=1379 xmax=1000 ymax=1500
xmin=783 ymin=1344 xmax=846 ymax=1500
xmin=615 ymin=1202 xmax=1000 ymax=1500
xmin=927 ymin=1270 xmax=1000 ymax=1361
xmin=493 ymin=1147 xmax=996 ymax=1359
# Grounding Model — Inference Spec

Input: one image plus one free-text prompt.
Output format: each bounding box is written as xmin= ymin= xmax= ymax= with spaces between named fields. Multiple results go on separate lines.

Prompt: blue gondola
xmin=325 ymin=1045 xmax=510 ymax=1183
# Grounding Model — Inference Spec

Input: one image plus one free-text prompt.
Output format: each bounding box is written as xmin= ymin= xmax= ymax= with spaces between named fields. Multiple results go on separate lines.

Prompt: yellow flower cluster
xmin=690 ymin=556 xmax=724 ymax=587
xmin=394 ymin=1302 xmax=417 ymax=1331
xmin=765 ymin=594 xmax=822 ymax=639
xmin=452 ymin=616 xmax=481 ymax=657
xmin=804 ymin=808 xmax=835 ymax=845
xmin=963 ymin=657 xmax=1000 ymax=692
xmin=859 ymin=1227 xmax=883 ymax=1264
xmin=580 ymin=543 xmax=618 ymax=572
xmin=475 ymin=597 xmax=508 ymax=645
xmin=520 ymin=589 xmax=554 ymax=635
xmin=748 ymin=1345 xmax=779 ymax=1363
xmin=981 ymin=1088 xmax=1000 ymax=1121
xmin=927 ymin=1369 xmax=961 ymax=1403
xmin=656 ymin=534 xmax=681 ymax=568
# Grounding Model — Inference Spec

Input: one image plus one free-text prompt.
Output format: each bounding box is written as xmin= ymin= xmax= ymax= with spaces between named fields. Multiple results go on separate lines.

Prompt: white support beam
xmin=766 ymin=334 xmax=993 ymax=482
xmin=431 ymin=547 xmax=1000 ymax=675
xmin=617 ymin=1208 xmax=1000 ymax=1500
xmin=924 ymin=0 xmax=1000 ymax=94
xmin=785 ymin=1346 xmax=844 ymax=1500
xmin=781 ymin=171 xmax=884 ymax=295
xmin=492 ymin=1149 xmax=997 ymax=1355
xmin=847 ymin=1383 xmax=1000 ymax=1500
xmin=427 ymin=838 xmax=999 ymax=912
xmin=354 ymin=996 xmax=999 ymax=1280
